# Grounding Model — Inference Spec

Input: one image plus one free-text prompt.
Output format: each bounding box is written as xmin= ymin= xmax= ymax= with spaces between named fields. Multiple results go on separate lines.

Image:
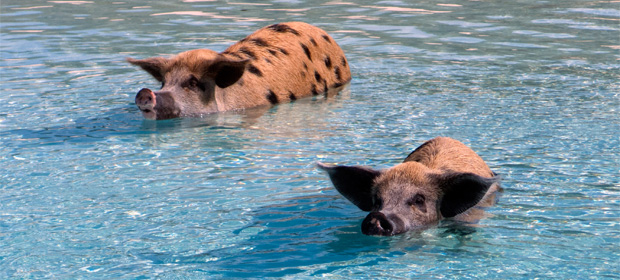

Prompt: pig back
xmin=403 ymin=137 xmax=494 ymax=178
xmin=218 ymin=22 xmax=352 ymax=110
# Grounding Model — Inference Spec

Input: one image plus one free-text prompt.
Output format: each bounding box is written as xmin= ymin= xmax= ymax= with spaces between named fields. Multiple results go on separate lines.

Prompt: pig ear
xmin=207 ymin=57 xmax=250 ymax=89
xmin=317 ymin=163 xmax=381 ymax=212
xmin=127 ymin=57 xmax=168 ymax=82
xmin=438 ymin=173 xmax=498 ymax=218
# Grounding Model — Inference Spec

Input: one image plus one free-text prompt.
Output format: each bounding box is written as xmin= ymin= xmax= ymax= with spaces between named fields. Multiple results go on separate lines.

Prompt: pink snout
xmin=135 ymin=88 xmax=156 ymax=113
xmin=135 ymin=88 xmax=157 ymax=119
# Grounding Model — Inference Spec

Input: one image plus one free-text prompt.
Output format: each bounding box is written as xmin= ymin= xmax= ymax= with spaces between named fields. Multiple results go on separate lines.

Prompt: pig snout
xmin=135 ymin=88 xmax=157 ymax=119
xmin=362 ymin=212 xmax=401 ymax=236
xmin=135 ymin=88 xmax=156 ymax=113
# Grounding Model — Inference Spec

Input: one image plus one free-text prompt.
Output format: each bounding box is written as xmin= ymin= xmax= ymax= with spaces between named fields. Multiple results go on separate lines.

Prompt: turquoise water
xmin=1 ymin=0 xmax=619 ymax=278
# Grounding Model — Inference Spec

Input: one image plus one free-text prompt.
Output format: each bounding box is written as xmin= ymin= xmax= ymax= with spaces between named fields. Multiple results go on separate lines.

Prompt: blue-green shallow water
xmin=1 ymin=0 xmax=619 ymax=278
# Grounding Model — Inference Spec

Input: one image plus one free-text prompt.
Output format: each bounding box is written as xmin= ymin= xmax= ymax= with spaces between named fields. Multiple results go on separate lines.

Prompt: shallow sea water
xmin=1 ymin=0 xmax=619 ymax=278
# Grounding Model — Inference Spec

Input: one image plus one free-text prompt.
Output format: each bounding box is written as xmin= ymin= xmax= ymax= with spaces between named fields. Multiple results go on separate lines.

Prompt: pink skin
xmin=135 ymin=88 xmax=156 ymax=120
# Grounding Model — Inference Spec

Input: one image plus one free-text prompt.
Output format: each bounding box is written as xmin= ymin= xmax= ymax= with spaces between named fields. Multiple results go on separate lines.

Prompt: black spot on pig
xmin=311 ymin=84 xmax=319 ymax=96
xmin=248 ymin=64 xmax=263 ymax=77
xmin=240 ymin=47 xmax=256 ymax=59
xmin=223 ymin=51 xmax=243 ymax=59
xmin=324 ymin=56 xmax=332 ymax=69
xmin=250 ymin=38 xmax=270 ymax=47
xmin=267 ymin=90 xmax=279 ymax=104
xmin=288 ymin=91 xmax=297 ymax=101
xmin=310 ymin=38 xmax=318 ymax=47
xmin=301 ymin=43 xmax=312 ymax=61
xmin=314 ymin=71 xmax=322 ymax=83
xmin=334 ymin=66 xmax=342 ymax=81
xmin=268 ymin=24 xmax=300 ymax=36
xmin=279 ymin=48 xmax=289 ymax=56
xmin=322 ymin=34 xmax=332 ymax=43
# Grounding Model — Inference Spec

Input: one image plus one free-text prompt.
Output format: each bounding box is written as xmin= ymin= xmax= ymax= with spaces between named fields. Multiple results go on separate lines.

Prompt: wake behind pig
xmin=127 ymin=22 xmax=352 ymax=120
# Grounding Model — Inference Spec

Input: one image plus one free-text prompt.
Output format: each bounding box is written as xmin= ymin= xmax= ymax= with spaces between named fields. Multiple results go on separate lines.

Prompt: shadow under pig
xmin=2 ymin=105 xmax=271 ymax=150
xmin=160 ymin=189 xmax=485 ymax=278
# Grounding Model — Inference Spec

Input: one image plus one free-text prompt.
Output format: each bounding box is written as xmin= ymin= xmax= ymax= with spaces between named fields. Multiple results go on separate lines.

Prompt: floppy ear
xmin=317 ymin=163 xmax=381 ymax=212
xmin=438 ymin=173 xmax=498 ymax=218
xmin=206 ymin=56 xmax=249 ymax=88
xmin=127 ymin=57 xmax=169 ymax=82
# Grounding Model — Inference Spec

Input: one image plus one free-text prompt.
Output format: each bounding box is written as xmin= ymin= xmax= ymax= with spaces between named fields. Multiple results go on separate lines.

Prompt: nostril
xmin=135 ymin=88 xmax=156 ymax=110
xmin=362 ymin=212 xmax=394 ymax=236
xmin=379 ymin=218 xmax=392 ymax=233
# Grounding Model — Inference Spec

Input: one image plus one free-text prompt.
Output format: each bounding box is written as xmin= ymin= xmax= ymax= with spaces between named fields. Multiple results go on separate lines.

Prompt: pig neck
xmin=213 ymin=87 xmax=228 ymax=112
xmin=213 ymin=81 xmax=262 ymax=112
xmin=407 ymin=144 xmax=493 ymax=178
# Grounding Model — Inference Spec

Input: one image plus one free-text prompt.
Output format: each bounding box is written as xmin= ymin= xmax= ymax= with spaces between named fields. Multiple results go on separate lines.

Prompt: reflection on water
xmin=1 ymin=0 xmax=619 ymax=279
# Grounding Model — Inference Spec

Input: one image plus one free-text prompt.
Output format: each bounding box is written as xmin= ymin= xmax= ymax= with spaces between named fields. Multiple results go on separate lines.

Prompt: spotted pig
xmin=318 ymin=137 xmax=501 ymax=236
xmin=127 ymin=22 xmax=351 ymax=120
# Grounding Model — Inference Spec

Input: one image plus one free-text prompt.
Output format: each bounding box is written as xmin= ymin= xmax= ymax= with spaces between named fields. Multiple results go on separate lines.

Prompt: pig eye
xmin=407 ymin=194 xmax=426 ymax=212
xmin=189 ymin=76 xmax=199 ymax=87
xmin=186 ymin=76 xmax=205 ymax=91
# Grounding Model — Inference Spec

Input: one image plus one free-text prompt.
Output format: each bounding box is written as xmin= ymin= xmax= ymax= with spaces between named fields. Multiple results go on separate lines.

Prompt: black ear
xmin=439 ymin=173 xmax=498 ymax=218
xmin=207 ymin=57 xmax=249 ymax=88
xmin=317 ymin=163 xmax=381 ymax=212
xmin=127 ymin=57 xmax=168 ymax=82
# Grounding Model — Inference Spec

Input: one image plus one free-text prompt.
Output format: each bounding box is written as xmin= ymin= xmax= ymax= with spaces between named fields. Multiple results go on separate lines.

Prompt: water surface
xmin=1 ymin=0 xmax=619 ymax=278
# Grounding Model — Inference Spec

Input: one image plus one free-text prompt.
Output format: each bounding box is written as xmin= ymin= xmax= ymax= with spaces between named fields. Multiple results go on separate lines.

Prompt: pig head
xmin=318 ymin=137 xmax=500 ymax=236
xmin=127 ymin=22 xmax=351 ymax=120
xmin=127 ymin=51 xmax=248 ymax=120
